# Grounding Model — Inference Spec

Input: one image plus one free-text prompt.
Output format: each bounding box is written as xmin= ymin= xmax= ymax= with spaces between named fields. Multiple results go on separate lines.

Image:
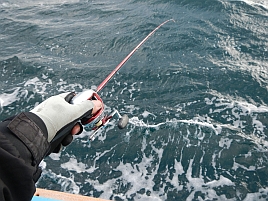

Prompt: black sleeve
xmin=0 ymin=112 xmax=49 ymax=201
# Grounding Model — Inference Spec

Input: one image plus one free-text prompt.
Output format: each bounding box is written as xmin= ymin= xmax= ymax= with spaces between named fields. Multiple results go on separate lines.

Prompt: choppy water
xmin=1 ymin=0 xmax=268 ymax=200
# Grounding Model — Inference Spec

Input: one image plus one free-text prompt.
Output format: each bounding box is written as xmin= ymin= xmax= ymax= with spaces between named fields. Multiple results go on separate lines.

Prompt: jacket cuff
xmin=7 ymin=112 xmax=49 ymax=164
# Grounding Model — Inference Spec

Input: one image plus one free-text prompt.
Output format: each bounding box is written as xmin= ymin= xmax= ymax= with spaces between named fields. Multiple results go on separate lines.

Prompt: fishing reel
xmin=71 ymin=90 xmax=129 ymax=140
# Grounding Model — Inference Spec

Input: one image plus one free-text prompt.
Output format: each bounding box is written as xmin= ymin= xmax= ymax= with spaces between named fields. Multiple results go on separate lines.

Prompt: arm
xmin=0 ymin=112 xmax=48 ymax=201
xmin=0 ymin=92 xmax=102 ymax=201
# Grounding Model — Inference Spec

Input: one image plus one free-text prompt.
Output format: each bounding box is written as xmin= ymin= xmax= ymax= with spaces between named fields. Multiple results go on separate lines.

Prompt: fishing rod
xmin=72 ymin=19 xmax=175 ymax=141
xmin=49 ymin=19 xmax=174 ymax=149
xmin=97 ymin=19 xmax=175 ymax=93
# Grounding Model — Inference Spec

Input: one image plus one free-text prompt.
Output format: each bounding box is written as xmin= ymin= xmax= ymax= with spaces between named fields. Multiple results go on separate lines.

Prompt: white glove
xmin=31 ymin=92 xmax=94 ymax=142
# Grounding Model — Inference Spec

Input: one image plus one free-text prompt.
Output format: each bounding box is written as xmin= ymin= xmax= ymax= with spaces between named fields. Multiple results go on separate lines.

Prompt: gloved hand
xmin=30 ymin=92 xmax=102 ymax=154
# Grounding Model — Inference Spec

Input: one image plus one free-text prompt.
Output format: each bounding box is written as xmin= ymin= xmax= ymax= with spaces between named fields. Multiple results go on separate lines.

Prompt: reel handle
xmin=118 ymin=114 xmax=129 ymax=129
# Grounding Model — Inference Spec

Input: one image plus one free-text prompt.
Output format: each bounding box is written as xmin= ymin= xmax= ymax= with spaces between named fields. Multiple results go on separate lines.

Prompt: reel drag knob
xmin=118 ymin=114 xmax=129 ymax=129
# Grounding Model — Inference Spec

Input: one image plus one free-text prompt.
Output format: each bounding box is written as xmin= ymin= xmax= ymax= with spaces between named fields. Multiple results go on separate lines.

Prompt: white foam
xmin=240 ymin=0 xmax=268 ymax=10
xmin=129 ymin=116 xmax=165 ymax=129
xmin=39 ymin=169 xmax=80 ymax=194
xmin=0 ymin=87 xmax=21 ymax=107
xmin=184 ymin=158 xmax=236 ymax=201
xmin=244 ymin=188 xmax=268 ymax=201
xmin=83 ymin=136 xmax=167 ymax=201
xmin=61 ymin=157 xmax=87 ymax=174
xmin=219 ymin=137 xmax=233 ymax=149
xmin=178 ymin=119 xmax=222 ymax=135
xmin=49 ymin=153 xmax=61 ymax=161
xmin=24 ymin=77 xmax=52 ymax=95
xmin=141 ymin=110 xmax=156 ymax=118
xmin=204 ymin=96 xmax=268 ymax=149
xmin=0 ymin=0 xmax=80 ymax=8
xmin=206 ymin=175 xmax=235 ymax=188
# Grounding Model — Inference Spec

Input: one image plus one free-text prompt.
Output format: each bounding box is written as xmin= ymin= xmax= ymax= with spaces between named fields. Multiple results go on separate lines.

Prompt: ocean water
xmin=0 ymin=0 xmax=268 ymax=200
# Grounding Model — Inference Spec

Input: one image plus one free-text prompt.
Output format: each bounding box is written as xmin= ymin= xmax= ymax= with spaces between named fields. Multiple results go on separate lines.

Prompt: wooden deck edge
xmin=34 ymin=188 xmax=109 ymax=201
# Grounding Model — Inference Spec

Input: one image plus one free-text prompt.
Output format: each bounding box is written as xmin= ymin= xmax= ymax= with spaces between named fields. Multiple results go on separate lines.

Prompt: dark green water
xmin=0 ymin=0 xmax=268 ymax=200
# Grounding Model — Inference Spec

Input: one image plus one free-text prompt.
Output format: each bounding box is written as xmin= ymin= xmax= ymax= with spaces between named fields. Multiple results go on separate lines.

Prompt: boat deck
xmin=32 ymin=188 xmax=108 ymax=201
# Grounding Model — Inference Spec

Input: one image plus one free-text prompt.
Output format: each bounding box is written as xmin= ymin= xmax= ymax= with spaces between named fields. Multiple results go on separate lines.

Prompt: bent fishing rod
xmin=51 ymin=19 xmax=175 ymax=146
